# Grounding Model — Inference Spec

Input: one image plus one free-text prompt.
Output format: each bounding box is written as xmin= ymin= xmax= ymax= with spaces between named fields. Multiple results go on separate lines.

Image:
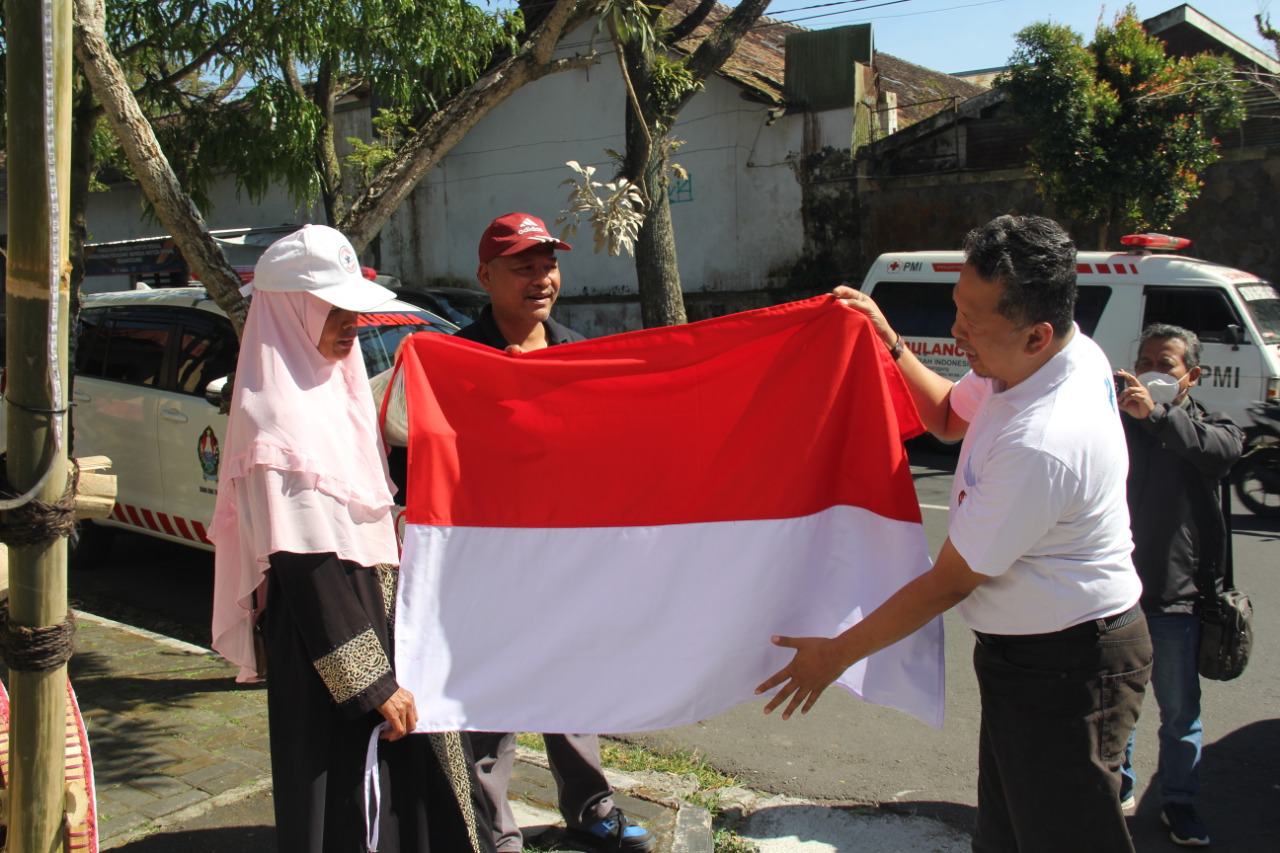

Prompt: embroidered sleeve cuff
xmin=313 ymin=627 xmax=395 ymax=715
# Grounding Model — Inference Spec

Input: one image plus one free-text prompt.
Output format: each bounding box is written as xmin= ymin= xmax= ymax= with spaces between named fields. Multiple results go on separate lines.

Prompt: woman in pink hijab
xmin=209 ymin=226 xmax=492 ymax=853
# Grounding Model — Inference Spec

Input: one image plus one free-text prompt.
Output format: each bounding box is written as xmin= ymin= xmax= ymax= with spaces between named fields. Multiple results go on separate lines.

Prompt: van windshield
xmin=1236 ymin=284 xmax=1280 ymax=344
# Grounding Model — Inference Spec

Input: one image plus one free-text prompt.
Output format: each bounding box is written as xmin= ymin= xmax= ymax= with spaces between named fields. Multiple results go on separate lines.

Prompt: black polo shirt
xmin=454 ymin=303 xmax=585 ymax=349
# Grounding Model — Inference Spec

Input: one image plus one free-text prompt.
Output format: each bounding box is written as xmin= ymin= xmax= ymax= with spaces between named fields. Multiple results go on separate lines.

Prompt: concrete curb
xmin=104 ymin=778 xmax=273 ymax=849
xmin=75 ymin=609 xmax=215 ymax=656
xmin=671 ymin=801 xmax=714 ymax=853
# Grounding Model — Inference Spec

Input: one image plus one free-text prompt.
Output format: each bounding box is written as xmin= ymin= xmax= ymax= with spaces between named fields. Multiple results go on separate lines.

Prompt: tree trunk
xmin=338 ymin=0 xmax=596 ymax=252
xmin=613 ymin=0 xmax=772 ymax=328
xmin=312 ymin=56 xmax=347 ymax=225
xmin=635 ymin=161 xmax=686 ymax=328
xmin=69 ymin=80 xmax=94 ymax=319
xmin=72 ymin=0 xmax=248 ymax=335
xmin=621 ymin=40 xmax=686 ymax=328
xmin=4 ymin=1 xmax=73 ymax=851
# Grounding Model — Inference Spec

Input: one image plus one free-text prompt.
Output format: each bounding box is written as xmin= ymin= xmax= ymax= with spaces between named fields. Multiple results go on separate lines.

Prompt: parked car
xmin=57 ymin=286 xmax=456 ymax=566
xmin=386 ymin=286 xmax=489 ymax=328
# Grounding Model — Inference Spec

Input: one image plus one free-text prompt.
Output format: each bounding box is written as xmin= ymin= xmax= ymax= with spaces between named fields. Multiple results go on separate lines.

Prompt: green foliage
xmin=998 ymin=4 xmax=1245 ymax=236
xmin=596 ymin=0 xmax=662 ymax=60
xmin=649 ymin=53 xmax=703 ymax=116
xmin=345 ymin=107 xmax=416 ymax=185
xmin=1 ymin=0 xmax=523 ymax=213
xmin=712 ymin=828 xmax=761 ymax=853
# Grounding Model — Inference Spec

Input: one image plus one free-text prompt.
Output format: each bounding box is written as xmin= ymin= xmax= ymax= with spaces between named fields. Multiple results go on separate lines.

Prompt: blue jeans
xmin=1119 ymin=613 xmax=1203 ymax=806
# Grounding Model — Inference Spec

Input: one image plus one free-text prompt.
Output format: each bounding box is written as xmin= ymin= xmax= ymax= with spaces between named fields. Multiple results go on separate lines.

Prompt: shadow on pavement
xmin=112 ymin=826 xmax=275 ymax=852
xmin=1128 ymin=718 xmax=1279 ymax=852
xmin=882 ymin=799 xmax=975 ymax=833
xmin=1231 ymin=511 xmax=1280 ymax=541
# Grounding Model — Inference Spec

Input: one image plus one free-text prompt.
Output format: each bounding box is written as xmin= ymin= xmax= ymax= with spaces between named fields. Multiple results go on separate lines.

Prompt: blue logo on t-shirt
xmin=1105 ymin=376 xmax=1117 ymax=413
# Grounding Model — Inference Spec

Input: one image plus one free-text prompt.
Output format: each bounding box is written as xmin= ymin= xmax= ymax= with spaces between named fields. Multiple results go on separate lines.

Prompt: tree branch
xmin=73 ymin=0 xmax=249 ymax=335
xmin=337 ymin=0 xmax=598 ymax=251
xmin=663 ymin=0 xmax=716 ymax=46
xmin=682 ymin=0 xmax=771 ymax=96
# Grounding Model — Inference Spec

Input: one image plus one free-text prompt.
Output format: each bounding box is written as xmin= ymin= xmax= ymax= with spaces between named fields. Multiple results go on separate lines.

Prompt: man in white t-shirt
xmin=757 ymin=215 xmax=1152 ymax=853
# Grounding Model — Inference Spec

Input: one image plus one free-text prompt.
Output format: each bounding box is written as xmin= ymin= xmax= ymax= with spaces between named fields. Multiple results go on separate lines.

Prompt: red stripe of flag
xmin=402 ymin=296 xmax=924 ymax=529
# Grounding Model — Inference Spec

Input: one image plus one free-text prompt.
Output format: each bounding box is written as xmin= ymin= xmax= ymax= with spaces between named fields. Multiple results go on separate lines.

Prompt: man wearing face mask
xmin=1115 ymin=323 xmax=1244 ymax=847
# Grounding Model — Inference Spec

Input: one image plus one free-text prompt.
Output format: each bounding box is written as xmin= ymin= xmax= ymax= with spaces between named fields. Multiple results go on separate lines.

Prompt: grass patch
xmin=598 ymin=739 xmax=738 ymax=791
xmin=713 ymin=828 xmax=761 ymax=853
xmin=514 ymin=734 xmax=737 ymax=792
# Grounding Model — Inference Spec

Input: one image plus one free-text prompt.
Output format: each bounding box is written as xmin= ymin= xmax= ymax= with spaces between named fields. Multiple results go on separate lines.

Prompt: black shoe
xmin=1162 ymin=803 xmax=1210 ymax=847
xmin=568 ymin=806 xmax=656 ymax=852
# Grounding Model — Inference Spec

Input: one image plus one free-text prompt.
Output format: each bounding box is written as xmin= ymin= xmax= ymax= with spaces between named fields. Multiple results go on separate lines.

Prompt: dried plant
xmin=557 ymin=160 xmax=646 ymax=257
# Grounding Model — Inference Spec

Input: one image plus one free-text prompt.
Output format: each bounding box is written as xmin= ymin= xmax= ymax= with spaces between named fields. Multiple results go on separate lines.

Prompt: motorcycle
xmin=1234 ymin=400 xmax=1280 ymax=518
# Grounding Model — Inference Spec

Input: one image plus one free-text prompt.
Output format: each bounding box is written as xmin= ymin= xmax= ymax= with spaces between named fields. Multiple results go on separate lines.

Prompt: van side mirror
xmin=1225 ymin=324 xmax=1243 ymax=350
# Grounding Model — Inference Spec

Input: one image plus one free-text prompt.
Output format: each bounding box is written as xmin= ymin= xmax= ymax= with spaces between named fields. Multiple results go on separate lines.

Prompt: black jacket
xmin=1123 ymin=397 xmax=1244 ymax=614
xmin=454 ymin=304 xmax=584 ymax=350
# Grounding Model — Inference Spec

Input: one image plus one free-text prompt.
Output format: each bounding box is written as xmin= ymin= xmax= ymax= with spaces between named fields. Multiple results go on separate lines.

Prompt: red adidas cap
xmin=478 ymin=212 xmax=572 ymax=264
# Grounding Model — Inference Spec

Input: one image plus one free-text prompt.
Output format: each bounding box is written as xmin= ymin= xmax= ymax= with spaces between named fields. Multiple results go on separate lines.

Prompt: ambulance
xmin=860 ymin=234 xmax=1280 ymax=429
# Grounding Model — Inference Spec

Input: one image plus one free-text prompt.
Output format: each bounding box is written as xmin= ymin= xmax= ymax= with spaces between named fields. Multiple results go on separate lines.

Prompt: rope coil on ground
xmin=0 ymin=453 xmax=78 ymax=547
xmin=0 ymin=601 xmax=76 ymax=672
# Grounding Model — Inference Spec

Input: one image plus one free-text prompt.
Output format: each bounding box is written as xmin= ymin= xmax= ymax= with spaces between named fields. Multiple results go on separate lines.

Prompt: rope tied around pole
xmin=0 ymin=453 xmax=78 ymax=547
xmin=0 ymin=601 xmax=76 ymax=672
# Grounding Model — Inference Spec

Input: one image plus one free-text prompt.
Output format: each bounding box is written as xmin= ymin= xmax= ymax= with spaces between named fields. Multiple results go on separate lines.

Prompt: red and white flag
xmin=393 ymin=296 xmax=944 ymax=732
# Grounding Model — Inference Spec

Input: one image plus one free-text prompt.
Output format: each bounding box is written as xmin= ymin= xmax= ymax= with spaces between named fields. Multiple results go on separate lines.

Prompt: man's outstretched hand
xmin=755 ymin=635 xmax=847 ymax=720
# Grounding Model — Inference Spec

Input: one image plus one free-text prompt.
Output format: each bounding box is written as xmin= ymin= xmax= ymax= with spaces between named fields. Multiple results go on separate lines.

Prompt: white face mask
xmin=1137 ymin=371 xmax=1184 ymax=406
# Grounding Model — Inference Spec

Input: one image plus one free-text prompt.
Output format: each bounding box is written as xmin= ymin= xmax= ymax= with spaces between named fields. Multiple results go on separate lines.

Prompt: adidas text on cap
xmin=478 ymin=212 xmax=572 ymax=264
xmin=252 ymin=225 xmax=395 ymax=312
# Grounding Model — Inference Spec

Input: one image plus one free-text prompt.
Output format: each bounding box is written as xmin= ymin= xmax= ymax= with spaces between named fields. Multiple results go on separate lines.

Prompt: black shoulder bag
xmin=1196 ymin=476 xmax=1253 ymax=681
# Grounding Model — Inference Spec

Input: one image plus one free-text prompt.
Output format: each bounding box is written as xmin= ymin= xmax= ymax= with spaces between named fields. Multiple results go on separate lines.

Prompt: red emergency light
xmin=361 ymin=266 xmax=377 ymax=281
xmin=1120 ymin=233 xmax=1192 ymax=251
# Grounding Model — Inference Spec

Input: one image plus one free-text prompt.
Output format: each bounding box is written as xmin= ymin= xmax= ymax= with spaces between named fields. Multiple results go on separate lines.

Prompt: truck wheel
xmin=68 ymin=521 xmax=114 ymax=571
xmin=1234 ymin=450 xmax=1280 ymax=518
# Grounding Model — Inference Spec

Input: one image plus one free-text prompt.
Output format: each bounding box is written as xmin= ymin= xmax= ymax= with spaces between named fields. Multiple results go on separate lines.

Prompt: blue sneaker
xmin=569 ymin=806 xmax=656 ymax=852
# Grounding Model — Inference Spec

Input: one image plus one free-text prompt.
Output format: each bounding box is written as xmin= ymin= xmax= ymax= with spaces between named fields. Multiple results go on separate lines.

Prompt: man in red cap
xmin=456 ymin=213 xmax=655 ymax=853
xmin=456 ymin=212 xmax=582 ymax=352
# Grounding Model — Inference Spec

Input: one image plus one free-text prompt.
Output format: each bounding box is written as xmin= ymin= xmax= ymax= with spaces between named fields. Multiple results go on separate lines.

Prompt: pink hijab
xmin=209 ymin=285 xmax=399 ymax=681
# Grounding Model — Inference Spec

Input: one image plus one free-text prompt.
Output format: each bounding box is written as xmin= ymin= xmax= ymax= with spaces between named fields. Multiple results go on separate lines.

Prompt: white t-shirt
xmin=948 ymin=328 xmax=1141 ymax=634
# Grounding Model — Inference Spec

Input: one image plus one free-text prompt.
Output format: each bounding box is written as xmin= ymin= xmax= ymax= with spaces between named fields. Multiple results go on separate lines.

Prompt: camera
xmin=1113 ymin=372 xmax=1126 ymax=394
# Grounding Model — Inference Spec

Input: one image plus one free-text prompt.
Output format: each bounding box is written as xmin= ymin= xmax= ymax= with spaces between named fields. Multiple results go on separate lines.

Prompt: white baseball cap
xmin=251 ymin=225 xmax=395 ymax=311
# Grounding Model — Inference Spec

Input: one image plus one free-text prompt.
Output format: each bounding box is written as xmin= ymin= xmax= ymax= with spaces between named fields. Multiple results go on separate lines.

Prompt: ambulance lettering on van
xmin=1206 ymin=365 xmax=1241 ymax=388
xmin=861 ymin=240 xmax=1280 ymax=428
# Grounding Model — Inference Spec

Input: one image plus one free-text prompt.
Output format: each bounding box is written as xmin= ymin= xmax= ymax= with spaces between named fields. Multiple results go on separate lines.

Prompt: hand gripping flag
xmin=393 ymin=296 xmax=944 ymax=732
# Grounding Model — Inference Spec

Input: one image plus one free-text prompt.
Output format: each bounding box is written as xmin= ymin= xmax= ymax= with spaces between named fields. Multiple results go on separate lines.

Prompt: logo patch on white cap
xmin=338 ymin=245 xmax=358 ymax=274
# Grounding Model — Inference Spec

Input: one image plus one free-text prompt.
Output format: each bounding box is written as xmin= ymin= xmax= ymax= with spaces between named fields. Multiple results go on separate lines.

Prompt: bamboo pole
xmin=5 ymin=0 xmax=73 ymax=850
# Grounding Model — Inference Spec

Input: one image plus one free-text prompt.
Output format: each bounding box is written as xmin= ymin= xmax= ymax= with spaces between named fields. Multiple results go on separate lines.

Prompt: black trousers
xmin=468 ymin=732 xmax=612 ymax=852
xmin=971 ymin=611 xmax=1152 ymax=853
xmin=264 ymin=556 xmax=490 ymax=853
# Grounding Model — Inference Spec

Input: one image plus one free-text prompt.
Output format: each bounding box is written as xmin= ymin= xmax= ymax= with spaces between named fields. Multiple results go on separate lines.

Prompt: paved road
xmin=624 ymin=449 xmax=1280 ymax=852
xmin=70 ymin=450 xmax=1280 ymax=851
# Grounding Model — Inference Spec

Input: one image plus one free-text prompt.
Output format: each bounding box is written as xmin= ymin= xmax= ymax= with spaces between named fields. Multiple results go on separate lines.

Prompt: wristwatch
xmin=888 ymin=334 xmax=905 ymax=361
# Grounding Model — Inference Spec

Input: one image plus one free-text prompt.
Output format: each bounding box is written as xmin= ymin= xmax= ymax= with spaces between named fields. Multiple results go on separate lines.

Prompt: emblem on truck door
xmin=199 ymin=426 xmax=220 ymax=481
